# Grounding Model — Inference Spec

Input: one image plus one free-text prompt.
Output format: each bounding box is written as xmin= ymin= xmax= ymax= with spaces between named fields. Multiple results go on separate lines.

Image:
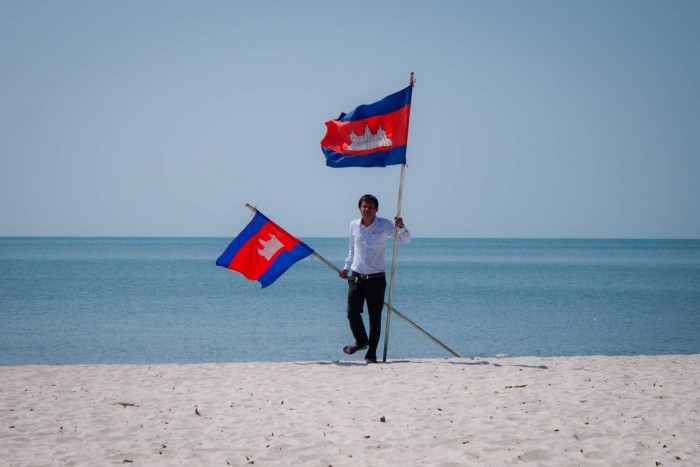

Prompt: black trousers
xmin=346 ymin=273 xmax=386 ymax=360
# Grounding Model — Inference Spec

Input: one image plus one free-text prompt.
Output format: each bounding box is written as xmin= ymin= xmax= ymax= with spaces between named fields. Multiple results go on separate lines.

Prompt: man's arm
xmin=394 ymin=217 xmax=411 ymax=244
xmin=340 ymin=223 xmax=354 ymax=278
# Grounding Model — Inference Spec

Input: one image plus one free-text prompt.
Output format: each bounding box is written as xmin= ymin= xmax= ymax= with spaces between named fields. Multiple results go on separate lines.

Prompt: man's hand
xmin=339 ymin=269 xmax=349 ymax=279
xmin=394 ymin=217 xmax=405 ymax=229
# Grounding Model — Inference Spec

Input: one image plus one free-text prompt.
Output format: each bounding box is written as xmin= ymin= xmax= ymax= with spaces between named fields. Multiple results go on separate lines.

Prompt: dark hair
xmin=358 ymin=194 xmax=379 ymax=209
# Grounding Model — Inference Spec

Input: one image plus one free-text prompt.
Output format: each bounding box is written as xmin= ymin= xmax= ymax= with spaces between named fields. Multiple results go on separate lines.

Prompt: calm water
xmin=1 ymin=237 xmax=699 ymax=365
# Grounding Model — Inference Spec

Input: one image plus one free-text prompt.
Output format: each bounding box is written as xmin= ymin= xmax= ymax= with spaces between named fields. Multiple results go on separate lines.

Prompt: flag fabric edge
xmin=216 ymin=210 xmax=314 ymax=288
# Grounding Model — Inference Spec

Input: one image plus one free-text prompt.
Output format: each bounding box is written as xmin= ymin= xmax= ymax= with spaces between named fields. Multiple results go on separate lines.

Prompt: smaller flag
xmin=216 ymin=209 xmax=313 ymax=288
xmin=321 ymin=85 xmax=413 ymax=168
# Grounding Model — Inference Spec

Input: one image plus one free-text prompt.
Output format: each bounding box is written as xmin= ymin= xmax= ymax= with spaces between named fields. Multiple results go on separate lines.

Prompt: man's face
xmin=359 ymin=200 xmax=378 ymax=223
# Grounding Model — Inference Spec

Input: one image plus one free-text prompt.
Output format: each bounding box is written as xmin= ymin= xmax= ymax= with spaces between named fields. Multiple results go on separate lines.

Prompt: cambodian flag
xmin=216 ymin=210 xmax=314 ymax=288
xmin=321 ymin=85 xmax=413 ymax=168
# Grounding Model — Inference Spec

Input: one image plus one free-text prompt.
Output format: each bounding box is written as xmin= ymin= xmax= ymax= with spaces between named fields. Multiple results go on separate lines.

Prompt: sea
xmin=1 ymin=237 xmax=699 ymax=366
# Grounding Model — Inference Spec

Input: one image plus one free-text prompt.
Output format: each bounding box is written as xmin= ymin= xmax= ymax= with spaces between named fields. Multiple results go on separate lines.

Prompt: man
xmin=340 ymin=194 xmax=411 ymax=364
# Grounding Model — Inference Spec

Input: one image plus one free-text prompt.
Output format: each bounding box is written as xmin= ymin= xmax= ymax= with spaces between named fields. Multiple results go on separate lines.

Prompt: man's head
xmin=358 ymin=194 xmax=379 ymax=225
xmin=358 ymin=194 xmax=379 ymax=210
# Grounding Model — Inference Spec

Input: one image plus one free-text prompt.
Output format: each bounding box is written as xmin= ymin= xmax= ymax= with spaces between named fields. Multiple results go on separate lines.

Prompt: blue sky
xmin=1 ymin=0 xmax=698 ymax=238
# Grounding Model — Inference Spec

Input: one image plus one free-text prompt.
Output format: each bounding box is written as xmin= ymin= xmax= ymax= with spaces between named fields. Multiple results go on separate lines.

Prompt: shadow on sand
xmin=294 ymin=359 xmax=548 ymax=370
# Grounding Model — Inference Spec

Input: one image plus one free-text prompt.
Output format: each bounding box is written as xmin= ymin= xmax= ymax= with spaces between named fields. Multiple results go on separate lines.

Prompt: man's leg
xmin=346 ymin=278 xmax=369 ymax=348
xmin=364 ymin=276 xmax=387 ymax=361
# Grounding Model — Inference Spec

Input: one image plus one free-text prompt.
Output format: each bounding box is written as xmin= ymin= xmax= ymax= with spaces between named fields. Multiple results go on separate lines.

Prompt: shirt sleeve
xmin=381 ymin=217 xmax=411 ymax=243
xmin=397 ymin=226 xmax=411 ymax=244
xmin=343 ymin=222 xmax=354 ymax=271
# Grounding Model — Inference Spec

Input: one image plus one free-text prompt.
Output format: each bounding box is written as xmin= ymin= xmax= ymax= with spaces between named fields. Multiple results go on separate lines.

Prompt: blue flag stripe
xmin=338 ymin=85 xmax=412 ymax=122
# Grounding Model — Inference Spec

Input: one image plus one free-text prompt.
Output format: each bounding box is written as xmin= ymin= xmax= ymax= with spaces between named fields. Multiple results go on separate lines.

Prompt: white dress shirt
xmin=344 ymin=217 xmax=411 ymax=274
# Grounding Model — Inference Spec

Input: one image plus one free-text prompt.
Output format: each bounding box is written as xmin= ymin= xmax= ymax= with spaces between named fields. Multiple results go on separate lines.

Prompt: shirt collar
xmin=360 ymin=216 xmax=378 ymax=229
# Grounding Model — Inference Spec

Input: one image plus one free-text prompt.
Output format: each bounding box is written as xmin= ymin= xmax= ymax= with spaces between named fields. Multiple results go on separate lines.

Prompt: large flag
xmin=216 ymin=210 xmax=313 ymax=288
xmin=321 ymin=85 xmax=413 ymax=168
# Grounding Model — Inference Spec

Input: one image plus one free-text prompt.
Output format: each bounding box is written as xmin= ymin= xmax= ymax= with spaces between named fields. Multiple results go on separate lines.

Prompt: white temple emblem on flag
xmin=347 ymin=125 xmax=393 ymax=151
xmin=257 ymin=234 xmax=284 ymax=260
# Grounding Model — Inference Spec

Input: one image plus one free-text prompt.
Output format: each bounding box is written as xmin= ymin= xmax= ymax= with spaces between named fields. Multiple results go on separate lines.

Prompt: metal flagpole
xmin=382 ymin=72 xmax=414 ymax=362
xmin=243 ymin=203 xmax=461 ymax=359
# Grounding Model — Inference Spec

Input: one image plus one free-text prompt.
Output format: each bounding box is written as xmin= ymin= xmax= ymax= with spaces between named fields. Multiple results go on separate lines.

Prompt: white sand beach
xmin=2 ymin=355 xmax=698 ymax=466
